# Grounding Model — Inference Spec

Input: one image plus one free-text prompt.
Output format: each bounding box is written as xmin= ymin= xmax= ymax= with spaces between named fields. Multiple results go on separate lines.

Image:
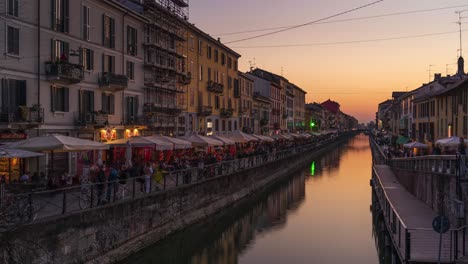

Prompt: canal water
xmin=121 ymin=134 xmax=394 ymax=264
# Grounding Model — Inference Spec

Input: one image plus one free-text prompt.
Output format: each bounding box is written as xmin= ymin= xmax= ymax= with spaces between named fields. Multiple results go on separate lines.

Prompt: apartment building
xmin=237 ymin=72 xmax=254 ymax=133
xmin=293 ymin=84 xmax=306 ymax=132
xmin=252 ymin=93 xmax=271 ymax=135
xmin=185 ymin=24 xmax=241 ymax=135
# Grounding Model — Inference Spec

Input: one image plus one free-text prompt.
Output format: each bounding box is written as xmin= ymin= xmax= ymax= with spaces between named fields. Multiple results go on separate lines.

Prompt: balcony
xmin=207 ymin=81 xmax=224 ymax=93
xmin=124 ymin=115 xmax=147 ymax=126
xmin=178 ymin=72 xmax=191 ymax=85
xmin=198 ymin=106 xmax=213 ymax=116
xmin=74 ymin=112 xmax=109 ymax=127
xmin=45 ymin=62 xmax=83 ymax=85
xmin=143 ymin=103 xmax=183 ymax=115
xmin=220 ymin=108 xmax=234 ymax=118
xmin=0 ymin=106 xmax=44 ymax=125
xmin=99 ymin=72 xmax=128 ymax=92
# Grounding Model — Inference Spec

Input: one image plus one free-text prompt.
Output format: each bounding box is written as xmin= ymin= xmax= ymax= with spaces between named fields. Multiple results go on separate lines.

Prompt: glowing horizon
xmin=190 ymin=0 xmax=468 ymax=123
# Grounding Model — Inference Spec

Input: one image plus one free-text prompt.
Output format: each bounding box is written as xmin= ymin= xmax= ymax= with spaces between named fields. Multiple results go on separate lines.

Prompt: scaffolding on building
xmin=142 ymin=0 xmax=190 ymax=136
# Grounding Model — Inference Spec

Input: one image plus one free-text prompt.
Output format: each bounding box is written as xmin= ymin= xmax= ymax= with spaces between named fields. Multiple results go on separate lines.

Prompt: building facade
xmin=237 ymin=72 xmax=254 ymax=133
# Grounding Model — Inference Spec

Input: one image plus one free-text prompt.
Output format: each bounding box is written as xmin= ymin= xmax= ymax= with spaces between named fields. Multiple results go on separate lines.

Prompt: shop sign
xmin=0 ymin=133 xmax=27 ymax=140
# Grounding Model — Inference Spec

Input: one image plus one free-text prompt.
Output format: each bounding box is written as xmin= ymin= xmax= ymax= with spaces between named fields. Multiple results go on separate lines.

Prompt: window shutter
xmin=125 ymin=97 xmax=130 ymax=118
xmin=51 ymin=0 xmax=56 ymax=30
xmin=64 ymin=87 xmax=69 ymax=112
xmin=110 ymin=56 xmax=115 ymax=73
xmin=110 ymin=94 xmax=115 ymax=115
xmin=79 ymin=48 xmax=83 ymax=66
xmin=17 ymin=80 xmax=26 ymax=106
xmin=90 ymin=50 xmax=94 ymax=70
xmin=1 ymin=79 xmax=8 ymax=109
xmin=134 ymin=96 xmax=139 ymax=116
xmin=135 ymin=29 xmax=138 ymax=56
xmin=90 ymin=91 xmax=94 ymax=112
xmin=110 ymin=18 xmax=115 ymax=48
xmin=102 ymin=54 xmax=106 ymax=72
xmin=63 ymin=0 xmax=69 ymax=33
xmin=101 ymin=93 xmax=107 ymax=113
xmin=51 ymin=39 xmax=56 ymax=62
xmin=50 ymin=86 xmax=55 ymax=112
xmin=127 ymin=26 xmax=130 ymax=54
xmin=63 ymin=41 xmax=69 ymax=57
xmin=102 ymin=14 xmax=106 ymax=46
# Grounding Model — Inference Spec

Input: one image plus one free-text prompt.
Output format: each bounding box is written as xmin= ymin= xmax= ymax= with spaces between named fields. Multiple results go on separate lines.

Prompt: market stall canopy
xmin=8 ymin=134 xmax=109 ymax=152
xmin=403 ymin=141 xmax=428 ymax=148
xmin=252 ymin=134 xmax=275 ymax=142
xmin=0 ymin=148 xmax=44 ymax=158
xmin=435 ymin=136 xmax=468 ymax=147
xmin=106 ymin=136 xmax=173 ymax=150
xmin=209 ymin=135 xmax=236 ymax=145
xmin=309 ymin=132 xmax=322 ymax=136
xmin=147 ymin=135 xmax=192 ymax=149
xmin=300 ymin=133 xmax=312 ymax=139
xmin=181 ymin=134 xmax=224 ymax=147
xmin=223 ymin=131 xmax=259 ymax=143
xmin=396 ymin=136 xmax=411 ymax=145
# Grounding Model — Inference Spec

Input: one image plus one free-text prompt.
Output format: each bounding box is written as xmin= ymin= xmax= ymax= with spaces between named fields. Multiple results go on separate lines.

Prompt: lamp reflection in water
xmin=310 ymin=161 xmax=316 ymax=176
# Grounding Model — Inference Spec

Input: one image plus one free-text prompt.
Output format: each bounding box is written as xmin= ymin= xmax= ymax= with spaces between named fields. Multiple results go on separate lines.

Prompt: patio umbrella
xmin=0 ymin=148 xmax=44 ymax=158
xmin=9 ymin=134 xmax=109 ymax=152
xmin=181 ymin=134 xmax=224 ymax=147
xmin=107 ymin=136 xmax=173 ymax=150
xmin=403 ymin=141 xmax=428 ymax=148
xmin=148 ymin=135 xmax=192 ymax=149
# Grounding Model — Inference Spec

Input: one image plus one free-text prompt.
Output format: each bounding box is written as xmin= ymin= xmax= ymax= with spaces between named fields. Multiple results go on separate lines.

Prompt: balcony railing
xmin=178 ymin=72 xmax=191 ymax=85
xmin=0 ymin=106 xmax=44 ymax=124
xmin=124 ymin=115 xmax=147 ymax=126
xmin=207 ymin=81 xmax=224 ymax=93
xmin=99 ymin=72 xmax=128 ymax=92
xmin=45 ymin=62 xmax=83 ymax=84
xmin=143 ymin=104 xmax=183 ymax=115
xmin=74 ymin=112 xmax=109 ymax=127
xmin=220 ymin=108 xmax=234 ymax=118
xmin=198 ymin=105 xmax=213 ymax=116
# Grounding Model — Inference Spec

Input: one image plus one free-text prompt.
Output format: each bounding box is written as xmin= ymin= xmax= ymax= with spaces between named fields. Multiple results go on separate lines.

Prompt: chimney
xmin=434 ymin=73 xmax=441 ymax=81
xmin=217 ymin=37 xmax=221 ymax=42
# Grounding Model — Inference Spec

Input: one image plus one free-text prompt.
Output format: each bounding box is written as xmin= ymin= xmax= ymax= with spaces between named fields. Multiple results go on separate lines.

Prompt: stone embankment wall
xmin=0 ymin=133 xmax=354 ymax=264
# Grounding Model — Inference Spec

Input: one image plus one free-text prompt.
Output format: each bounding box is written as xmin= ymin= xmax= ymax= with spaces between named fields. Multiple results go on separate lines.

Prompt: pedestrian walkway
xmin=373 ymin=165 xmax=459 ymax=263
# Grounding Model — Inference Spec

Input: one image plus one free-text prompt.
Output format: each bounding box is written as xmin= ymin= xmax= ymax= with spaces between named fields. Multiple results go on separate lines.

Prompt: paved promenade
xmin=373 ymin=165 xmax=455 ymax=263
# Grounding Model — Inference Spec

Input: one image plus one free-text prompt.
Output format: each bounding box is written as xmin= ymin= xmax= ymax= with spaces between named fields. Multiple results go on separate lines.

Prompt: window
xmin=214 ymin=49 xmax=219 ymax=62
xmin=221 ymin=53 xmax=225 ymax=65
xmin=51 ymin=39 xmax=69 ymax=62
xmin=198 ymin=40 xmax=203 ymax=55
xmin=81 ymin=48 xmax=94 ymax=71
xmin=7 ymin=26 xmax=19 ymax=56
xmin=215 ymin=95 xmax=220 ymax=109
xmin=82 ymin=6 xmax=90 ymax=40
xmin=207 ymin=45 xmax=212 ymax=59
xmin=215 ymin=119 xmax=219 ymax=131
xmin=234 ymin=61 xmax=238 ymax=70
xmin=52 ymin=0 xmax=69 ymax=33
xmin=207 ymin=68 xmax=211 ymax=81
xmin=7 ymin=0 xmax=19 ymax=17
xmin=189 ymin=36 xmax=194 ymax=49
xmin=125 ymin=96 xmax=138 ymax=120
xmin=80 ymin=90 xmax=94 ymax=113
xmin=101 ymin=93 xmax=115 ymax=114
xmin=102 ymin=54 xmax=115 ymax=73
xmin=127 ymin=26 xmax=138 ymax=56
xmin=51 ymin=86 xmax=69 ymax=112
xmin=1 ymin=79 xmax=26 ymax=108
xmin=199 ymin=65 xmax=203 ymax=81
xmin=103 ymin=15 xmax=115 ymax=48
xmin=126 ymin=61 xmax=135 ymax=80
xmin=227 ymin=57 xmax=232 ymax=69
xmin=228 ymin=77 xmax=232 ymax=89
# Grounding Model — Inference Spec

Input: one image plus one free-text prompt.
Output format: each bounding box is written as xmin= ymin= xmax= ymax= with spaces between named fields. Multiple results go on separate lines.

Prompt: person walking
xmin=459 ymin=137 xmax=466 ymax=155
xmin=96 ymin=165 xmax=106 ymax=205
xmin=107 ymin=165 xmax=118 ymax=202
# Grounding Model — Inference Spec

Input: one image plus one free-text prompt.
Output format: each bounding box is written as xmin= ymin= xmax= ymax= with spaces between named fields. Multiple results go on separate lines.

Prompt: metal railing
xmin=45 ymin=62 xmax=84 ymax=84
xmin=0 ymin=106 xmax=44 ymax=124
xmin=370 ymin=136 xmax=468 ymax=262
xmin=0 ymin=137 xmax=336 ymax=226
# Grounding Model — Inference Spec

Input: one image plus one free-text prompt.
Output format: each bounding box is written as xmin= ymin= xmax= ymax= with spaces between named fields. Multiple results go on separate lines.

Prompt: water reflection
xmin=120 ymin=135 xmax=382 ymax=264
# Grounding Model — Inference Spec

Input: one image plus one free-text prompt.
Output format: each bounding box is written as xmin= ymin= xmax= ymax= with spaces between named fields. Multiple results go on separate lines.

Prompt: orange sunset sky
xmin=190 ymin=0 xmax=468 ymax=123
